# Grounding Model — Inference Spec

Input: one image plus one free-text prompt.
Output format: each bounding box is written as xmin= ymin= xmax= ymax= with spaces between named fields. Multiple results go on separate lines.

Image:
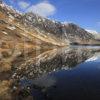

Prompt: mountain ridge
xmin=0 ymin=0 xmax=100 ymax=48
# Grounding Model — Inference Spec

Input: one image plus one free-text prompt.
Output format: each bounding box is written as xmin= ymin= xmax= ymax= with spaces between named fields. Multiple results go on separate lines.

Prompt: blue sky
xmin=4 ymin=0 xmax=100 ymax=32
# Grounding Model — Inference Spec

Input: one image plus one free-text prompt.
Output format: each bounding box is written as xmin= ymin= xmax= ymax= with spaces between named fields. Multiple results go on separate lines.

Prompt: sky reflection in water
xmin=19 ymin=46 xmax=100 ymax=100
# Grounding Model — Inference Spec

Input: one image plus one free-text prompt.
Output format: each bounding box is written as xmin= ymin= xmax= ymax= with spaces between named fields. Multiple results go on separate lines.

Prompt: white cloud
xmin=26 ymin=1 xmax=56 ymax=17
xmin=18 ymin=1 xmax=30 ymax=9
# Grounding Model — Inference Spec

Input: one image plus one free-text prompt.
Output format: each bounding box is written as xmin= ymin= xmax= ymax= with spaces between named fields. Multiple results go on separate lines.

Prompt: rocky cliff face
xmin=0 ymin=2 xmax=67 ymax=46
xmin=21 ymin=12 xmax=96 ymax=45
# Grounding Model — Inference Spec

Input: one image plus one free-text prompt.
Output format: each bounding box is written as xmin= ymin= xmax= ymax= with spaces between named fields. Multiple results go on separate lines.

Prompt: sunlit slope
xmin=0 ymin=3 xmax=67 ymax=47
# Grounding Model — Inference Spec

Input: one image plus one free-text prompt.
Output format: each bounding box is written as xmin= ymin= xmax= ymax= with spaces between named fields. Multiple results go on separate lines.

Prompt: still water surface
xmin=18 ymin=46 xmax=100 ymax=100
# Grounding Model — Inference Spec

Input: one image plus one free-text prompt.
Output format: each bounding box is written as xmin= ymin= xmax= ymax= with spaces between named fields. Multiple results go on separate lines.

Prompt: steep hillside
xmin=0 ymin=1 xmax=99 ymax=48
xmin=0 ymin=2 xmax=66 ymax=47
xmin=22 ymin=12 xmax=97 ymax=45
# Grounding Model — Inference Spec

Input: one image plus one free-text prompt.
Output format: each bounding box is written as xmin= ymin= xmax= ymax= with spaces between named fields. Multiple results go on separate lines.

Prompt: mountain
xmin=0 ymin=2 xmax=66 ymax=46
xmin=0 ymin=1 xmax=99 ymax=50
xmin=22 ymin=12 xmax=96 ymax=45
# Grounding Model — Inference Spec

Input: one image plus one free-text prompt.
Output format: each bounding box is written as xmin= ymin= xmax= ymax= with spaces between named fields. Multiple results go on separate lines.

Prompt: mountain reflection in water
xmin=12 ymin=46 xmax=99 ymax=79
xmin=12 ymin=46 xmax=100 ymax=100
